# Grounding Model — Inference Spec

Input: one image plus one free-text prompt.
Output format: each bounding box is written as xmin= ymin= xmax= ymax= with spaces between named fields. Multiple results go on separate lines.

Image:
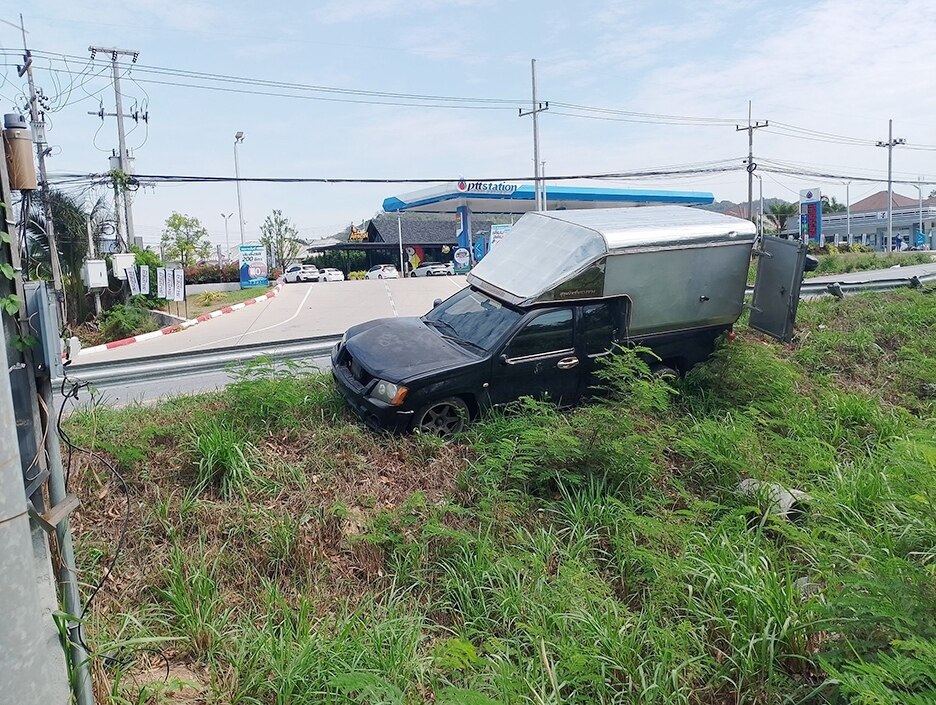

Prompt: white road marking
xmin=385 ymin=282 xmax=398 ymax=316
xmin=187 ymin=285 xmax=316 ymax=351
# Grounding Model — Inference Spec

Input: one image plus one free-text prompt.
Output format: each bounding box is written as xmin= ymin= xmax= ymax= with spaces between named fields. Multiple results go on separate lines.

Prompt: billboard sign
xmin=239 ymin=245 xmax=269 ymax=288
xmin=799 ymin=188 xmax=822 ymax=242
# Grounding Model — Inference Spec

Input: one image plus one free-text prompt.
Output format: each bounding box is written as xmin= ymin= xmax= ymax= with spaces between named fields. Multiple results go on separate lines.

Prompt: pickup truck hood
xmin=344 ymin=317 xmax=479 ymax=381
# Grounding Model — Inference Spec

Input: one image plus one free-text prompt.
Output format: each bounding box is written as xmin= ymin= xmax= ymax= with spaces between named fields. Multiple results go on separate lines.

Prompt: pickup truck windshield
xmin=424 ymin=288 xmax=522 ymax=351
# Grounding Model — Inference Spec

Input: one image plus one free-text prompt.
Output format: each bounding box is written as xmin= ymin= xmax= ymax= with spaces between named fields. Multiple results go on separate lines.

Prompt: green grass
xmin=65 ymin=288 xmax=936 ymax=704
xmin=185 ymin=285 xmax=270 ymax=318
xmin=747 ymin=250 xmax=934 ymax=284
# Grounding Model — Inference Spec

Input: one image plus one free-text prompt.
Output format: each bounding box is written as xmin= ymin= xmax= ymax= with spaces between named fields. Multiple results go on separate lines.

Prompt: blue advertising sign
xmin=239 ymin=245 xmax=269 ymax=288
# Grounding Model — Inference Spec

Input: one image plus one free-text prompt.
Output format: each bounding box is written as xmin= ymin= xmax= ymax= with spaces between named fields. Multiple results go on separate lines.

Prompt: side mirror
xmin=432 ymin=298 xmax=442 ymax=308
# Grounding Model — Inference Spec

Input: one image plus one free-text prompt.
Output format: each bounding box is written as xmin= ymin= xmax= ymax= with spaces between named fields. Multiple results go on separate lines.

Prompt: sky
xmin=3 ymin=0 xmax=936 ymax=251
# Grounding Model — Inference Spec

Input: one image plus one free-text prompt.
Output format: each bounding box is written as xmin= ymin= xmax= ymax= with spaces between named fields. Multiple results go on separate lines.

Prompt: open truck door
xmin=749 ymin=236 xmax=808 ymax=343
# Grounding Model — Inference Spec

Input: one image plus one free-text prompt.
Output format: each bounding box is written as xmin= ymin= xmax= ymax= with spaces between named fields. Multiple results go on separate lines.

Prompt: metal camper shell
xmin=467 ymin=206 xmax=801 ymax=340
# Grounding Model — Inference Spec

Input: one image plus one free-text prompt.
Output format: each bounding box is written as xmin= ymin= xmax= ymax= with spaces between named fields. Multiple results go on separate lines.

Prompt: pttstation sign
xmin=456 ymin=179 xmax=518 ymax=194
xmin=799 ymin=188 xmax=823 ymax=242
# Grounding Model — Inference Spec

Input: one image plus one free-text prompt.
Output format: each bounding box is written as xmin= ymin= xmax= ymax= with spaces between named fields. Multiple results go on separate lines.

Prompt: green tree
xmin=260 ymin=210 xmax=304 ymax=271
xmin=27 ymin=191 xmax=114 ymax=324
xmin=768 ymin=201 xmax=799 ymax=233
xmin=821 ymin=195 xmax=847 ymax=213
xmin=161 ymin=212 xmax=211 ymax=266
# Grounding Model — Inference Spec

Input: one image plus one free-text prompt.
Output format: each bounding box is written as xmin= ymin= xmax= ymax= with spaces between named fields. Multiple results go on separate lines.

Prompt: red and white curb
xmin=77 ymin=282 xmax=284 ymax=355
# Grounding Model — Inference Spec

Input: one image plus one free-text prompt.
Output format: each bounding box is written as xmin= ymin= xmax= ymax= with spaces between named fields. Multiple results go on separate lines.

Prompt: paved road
xmin=74 ymin=276 xmax=467 ymax=364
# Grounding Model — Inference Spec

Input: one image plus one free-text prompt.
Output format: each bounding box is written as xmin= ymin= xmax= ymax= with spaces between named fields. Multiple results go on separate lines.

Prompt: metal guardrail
xmin=60 ymin=273 xmax=936 ymax=388
xmin=59 ymin=334 xmax=341 ymax=385
xmin=744 ymin=271 xmax=936 ymax=299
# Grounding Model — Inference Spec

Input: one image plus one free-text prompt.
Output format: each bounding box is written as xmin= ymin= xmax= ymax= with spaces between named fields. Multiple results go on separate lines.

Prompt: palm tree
xmin=821 ymin=195 xmax=846 ymax=213
xmin=27 ymin=191 xmax=115 ymax=324
xmin=768 ymin=202 xmax=799 ymax=233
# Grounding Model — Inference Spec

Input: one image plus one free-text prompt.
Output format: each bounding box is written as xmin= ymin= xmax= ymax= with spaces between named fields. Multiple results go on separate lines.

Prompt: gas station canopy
xmin=382 ymin=180 xmax=715 ymax=214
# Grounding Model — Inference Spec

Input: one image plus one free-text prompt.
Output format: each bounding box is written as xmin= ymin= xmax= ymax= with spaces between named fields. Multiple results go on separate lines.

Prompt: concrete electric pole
xmin=88 ymin=45 xmax=143 ymax=251
xmin=736 ymin=101 xmax=768 ymax=221
xmin=519 ymin=59 xmax=548 ymax=211
xmin=234 ymin=132 xmax=246 ymax=244
xmin=876 ymin=119 xmax=905 ymax=252
xmin=18 ymin=15 xmax=64 ymax=302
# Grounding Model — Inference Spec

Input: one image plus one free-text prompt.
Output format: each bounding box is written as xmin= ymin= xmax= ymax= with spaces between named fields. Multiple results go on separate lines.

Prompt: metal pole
xmin=221 ymin=212 xmax=233 ymax=262
xmin=39 ymin=377 xmax=95 ymax=705
xmin=234 ymin=133 xmax=246 ymax=244
xmin=397 ymin=213 xmax=405 ymax=277
xmin=918 ymin=175 xmax=924 ymax=238
xmin=887 ymin=119 xmax=894 ymax=252
xmin=531 ymin=59 xmax=541 ymax=211
xmin=1 ymin=321 xmax=76 ymax=703
xmin=846 ymin=181 xmax=851 ymax=244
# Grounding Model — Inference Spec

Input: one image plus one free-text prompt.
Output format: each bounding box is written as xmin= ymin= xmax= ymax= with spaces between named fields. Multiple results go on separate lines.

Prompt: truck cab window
xmin=505 ymin=309 xmax=574 ymax=359
xmin=581 ymin=302 xmax=618 ymax=355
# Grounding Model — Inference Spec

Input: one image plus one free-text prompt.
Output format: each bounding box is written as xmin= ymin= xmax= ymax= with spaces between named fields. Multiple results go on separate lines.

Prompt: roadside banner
xmin=156 ymin=268 xmax=167 ymax=298
xmin=173 ymin=268 xmax=185 ymax=302
xmin=139 ymin=265 xmax=150 ymax=295
xmin=125 ymin=266 xmax=140 ymax=295
xmin=239 ymin=244 xmax=269 ymax=288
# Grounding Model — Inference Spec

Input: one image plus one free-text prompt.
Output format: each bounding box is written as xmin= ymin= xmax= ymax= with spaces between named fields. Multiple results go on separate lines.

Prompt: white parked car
xmin=410 ymin=262 xmax=450 ymax=277
xmin=284 ymin=264 xmax=320 ymax=283
xmin=319 ymin=268 xmax=345 ymax=282
xmin=366 ymin=265 xmax=399 ymax=280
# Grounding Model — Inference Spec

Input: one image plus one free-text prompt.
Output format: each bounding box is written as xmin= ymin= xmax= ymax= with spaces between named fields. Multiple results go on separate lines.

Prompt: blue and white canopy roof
xmin=382 ymin=180 xmax=714 ymax=214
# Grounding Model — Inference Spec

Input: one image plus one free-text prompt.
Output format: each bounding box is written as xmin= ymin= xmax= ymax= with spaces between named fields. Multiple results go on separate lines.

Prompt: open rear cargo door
xmin=749 ymin=236 xmax=808 ymax=343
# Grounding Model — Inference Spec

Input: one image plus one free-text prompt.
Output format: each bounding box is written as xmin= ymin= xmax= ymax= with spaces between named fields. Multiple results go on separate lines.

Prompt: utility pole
xmin=88 ymin=45 xmax=142 ymax=251
xmin=736 ymin=100 xmax=768 ymax=221
xmin=519 ymin=59 xmax=548 ymax=210
xmin=845 ymin=181 xmax=851 ymax=245
xmin=917 ymin=175 xmax=923 ymax=240
xmin=18 ymin=15 xmax=64 ymax=301
xmin=234 ymin=132 xmax=246 ymax=244
xmin=876 ymin=119 xmax=904 ymax=252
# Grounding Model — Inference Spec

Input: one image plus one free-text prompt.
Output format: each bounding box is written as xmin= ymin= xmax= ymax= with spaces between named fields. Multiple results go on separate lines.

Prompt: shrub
xmin=99 ymin=303 xmax=160 ymax=342
xmin=196 ymin=290 xmax=225 ymax=306
xmin=184 ymin=263 xmax=241 ymax=284
xmin=348 ymin=271 xmax=367 ymax=280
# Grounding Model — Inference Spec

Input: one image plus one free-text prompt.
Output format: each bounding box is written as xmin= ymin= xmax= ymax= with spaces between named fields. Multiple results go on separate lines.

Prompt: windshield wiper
xmin=425 ymin=319 xmax=485 ymax=352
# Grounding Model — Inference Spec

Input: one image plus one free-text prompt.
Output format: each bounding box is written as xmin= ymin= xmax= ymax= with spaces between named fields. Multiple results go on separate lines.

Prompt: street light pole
xmin=221 ymin=212 xmax=233 ymax=263
xmin=876 ymin=119 xmax=905 ymax=252
xmin=233 ymin=132 xmax=246 ymax=245
xmin=845 ymin=181 xmax=851 ymax=245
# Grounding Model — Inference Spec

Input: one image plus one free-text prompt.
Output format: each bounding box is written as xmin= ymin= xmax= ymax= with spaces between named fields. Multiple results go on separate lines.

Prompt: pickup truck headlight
xmin=370 ymin=380 xmax=408 ymax=406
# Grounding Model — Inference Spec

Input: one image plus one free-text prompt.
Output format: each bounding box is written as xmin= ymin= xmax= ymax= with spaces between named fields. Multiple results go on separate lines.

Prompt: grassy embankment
xmin=65 ymin=288 xmax=936 ymax=704
xmin=185 ymin=286 xmax=271 ymax=319
xmin=747 ymin=251 xmax=934 ymax=285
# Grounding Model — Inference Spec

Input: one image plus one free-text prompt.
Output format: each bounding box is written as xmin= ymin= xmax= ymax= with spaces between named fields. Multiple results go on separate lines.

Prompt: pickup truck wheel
xmin=413 ymin=397 xmax=470 ymax=437
xmin=650 ymin=363 xmax=678 ymax=380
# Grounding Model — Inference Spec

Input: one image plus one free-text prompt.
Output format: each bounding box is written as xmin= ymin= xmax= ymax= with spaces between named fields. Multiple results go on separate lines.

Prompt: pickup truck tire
xmin=650 ymin=363 xmax=678 ymax=380
xmin=412 ymin=396 xmax=470 ymax=437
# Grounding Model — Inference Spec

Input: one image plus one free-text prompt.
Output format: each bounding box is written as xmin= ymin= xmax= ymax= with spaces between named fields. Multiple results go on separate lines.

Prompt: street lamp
xmin=221 ymin=212 xmax=233 ymax=263
xmin=234 ymin=131 xmax=246 ymax=245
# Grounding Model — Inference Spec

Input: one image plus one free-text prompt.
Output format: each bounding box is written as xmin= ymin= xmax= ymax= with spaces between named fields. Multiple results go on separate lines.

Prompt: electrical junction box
xmin=23 ymin=281 xmax=63 ymax=380
xmin=82 ymin=259 xmax=108 ymax=288
xmin=111 ymin=253 xmax=136 ymax=280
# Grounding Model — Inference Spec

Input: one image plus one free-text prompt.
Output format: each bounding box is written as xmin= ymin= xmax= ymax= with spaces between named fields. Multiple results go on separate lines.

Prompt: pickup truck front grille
xmin=349 ymin=356 xmax=373 ymax=386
